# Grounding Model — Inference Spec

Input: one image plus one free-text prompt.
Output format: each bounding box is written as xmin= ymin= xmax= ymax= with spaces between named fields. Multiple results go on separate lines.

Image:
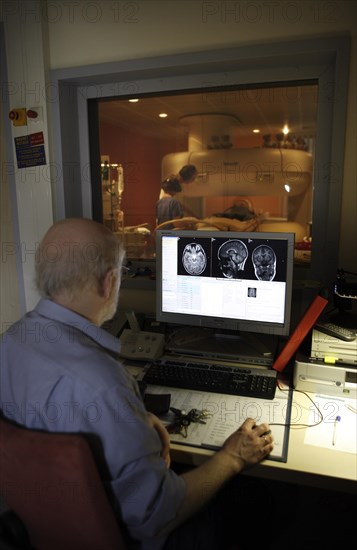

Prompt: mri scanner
xmin=161 ymin=114 xmax=313 ymax=245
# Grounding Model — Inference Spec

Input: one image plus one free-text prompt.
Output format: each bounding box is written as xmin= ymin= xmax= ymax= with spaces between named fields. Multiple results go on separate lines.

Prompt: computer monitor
xmin=156 ymin=230 xmax=295 ymax=363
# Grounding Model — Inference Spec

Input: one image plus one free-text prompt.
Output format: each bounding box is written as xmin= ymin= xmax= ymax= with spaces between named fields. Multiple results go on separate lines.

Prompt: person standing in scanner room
xmin=0 ymin=217 xmax=274 ymax=550
xmin=159 ymin=164 xmax=198 ymax=199
xmin=157 ymin=164 xmax=198 ymax=224
xmin=156 ymin=177 xmax=184 ymax=228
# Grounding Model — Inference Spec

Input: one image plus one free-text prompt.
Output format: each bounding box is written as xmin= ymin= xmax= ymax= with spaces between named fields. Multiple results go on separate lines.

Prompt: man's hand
xmin=160 ymin=417 xmax=274 ymax=535
xmin=147 ymin=412 xmax=171 ymax=468
xmin=221 ymin=417 xmax=274 ymax=471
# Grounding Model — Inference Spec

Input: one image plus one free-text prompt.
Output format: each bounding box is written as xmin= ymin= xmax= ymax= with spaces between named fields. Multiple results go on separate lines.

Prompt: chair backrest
xmin=0 ymin=416 xmax=127 ymax=550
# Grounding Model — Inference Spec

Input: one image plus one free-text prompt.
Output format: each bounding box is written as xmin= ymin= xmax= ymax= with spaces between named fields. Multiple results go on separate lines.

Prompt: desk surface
xmin=128 ymin=361 xmax=357 ymax=494
xmin=169 ymin=389 xmax=357 ymax=493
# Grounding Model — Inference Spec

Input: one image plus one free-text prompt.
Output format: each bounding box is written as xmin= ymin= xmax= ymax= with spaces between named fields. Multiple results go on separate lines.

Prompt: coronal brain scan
xmin=217 ymin=239 xmax=248 ymax=278
xmin=252 ymin=245 xmax=276 ymax=281
xmin=182 ymin=242 xmax=207 ymax=275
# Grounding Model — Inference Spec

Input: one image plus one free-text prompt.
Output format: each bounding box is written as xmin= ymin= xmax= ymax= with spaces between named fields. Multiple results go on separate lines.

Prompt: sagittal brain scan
xmin=182 ymin=242 xmax=207 ymax=275
xmin=217 ymin=239 xmax=248 ymax=278
xmin=252 ymin=245 xmax=276 ymax=281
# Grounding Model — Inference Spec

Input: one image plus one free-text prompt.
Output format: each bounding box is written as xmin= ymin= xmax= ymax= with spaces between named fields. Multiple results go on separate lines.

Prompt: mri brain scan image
xmin=252 ymin=245 xmax=276 ymax=281
xmin=182 ymin=242 xmax=207 ymax=275
xmin=217 ymin=239 xmax=248 ymax=278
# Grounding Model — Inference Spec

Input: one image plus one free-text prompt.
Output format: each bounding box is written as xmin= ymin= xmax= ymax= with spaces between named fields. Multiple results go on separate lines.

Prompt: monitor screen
xmin=156 ymin=230 xmax=295 ymax=339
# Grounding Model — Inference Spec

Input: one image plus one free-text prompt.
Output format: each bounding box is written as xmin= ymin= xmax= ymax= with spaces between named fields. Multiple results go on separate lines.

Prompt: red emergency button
xmin=8 ymin=108 xmax=27 ymax=126
xmin=26 ymin=110 xmax=38 ymax=119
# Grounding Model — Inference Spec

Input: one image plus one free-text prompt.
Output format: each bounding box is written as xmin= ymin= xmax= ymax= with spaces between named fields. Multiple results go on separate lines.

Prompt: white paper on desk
xmin=147 ymin=385 xmax=292 ymax=462
xmin=304 ymin=395 xmax=357 ymax=454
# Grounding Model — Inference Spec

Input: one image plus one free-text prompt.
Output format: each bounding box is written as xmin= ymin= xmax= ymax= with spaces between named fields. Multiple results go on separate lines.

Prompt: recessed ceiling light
xmin=253 ymin=129 xmax=260 ymax=133
xmin=159 ymin=113 xmax=168 ymax=118
xmin=128 ymin=99 xmax=139 ymax=103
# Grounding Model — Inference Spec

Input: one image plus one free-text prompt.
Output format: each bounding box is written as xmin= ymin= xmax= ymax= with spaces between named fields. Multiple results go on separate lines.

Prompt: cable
xmin=268 ymin=381 xmax=324 ymax=429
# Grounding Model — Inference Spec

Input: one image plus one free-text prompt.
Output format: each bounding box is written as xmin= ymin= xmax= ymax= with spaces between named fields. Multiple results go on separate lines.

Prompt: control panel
xmin=119 ymin=329 xmax=165 ymax=361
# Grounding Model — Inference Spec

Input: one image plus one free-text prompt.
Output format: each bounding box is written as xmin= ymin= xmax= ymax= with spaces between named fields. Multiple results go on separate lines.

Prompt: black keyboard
xmin=142 ymin=359 xmax=277 ymax=400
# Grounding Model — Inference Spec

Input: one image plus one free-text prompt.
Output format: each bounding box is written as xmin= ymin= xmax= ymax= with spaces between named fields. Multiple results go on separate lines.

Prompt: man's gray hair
xmin=35 ymin=224 xmax=125 ymax=299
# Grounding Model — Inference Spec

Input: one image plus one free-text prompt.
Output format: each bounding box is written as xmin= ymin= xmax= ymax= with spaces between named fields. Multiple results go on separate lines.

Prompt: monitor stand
xmin=165 ymin=326 xmax=277 ymax=367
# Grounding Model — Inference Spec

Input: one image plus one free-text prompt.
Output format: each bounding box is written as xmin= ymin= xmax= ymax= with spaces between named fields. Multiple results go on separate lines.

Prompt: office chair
xmin=0 ymin=415 xmax=128 ymax=550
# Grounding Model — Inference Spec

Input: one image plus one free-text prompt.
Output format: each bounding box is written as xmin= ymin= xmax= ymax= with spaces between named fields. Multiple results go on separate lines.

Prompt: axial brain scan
xmin=217 ymin=239 xmax=248 ymax=278
xmin=252 ymin=245 xmax=276 ymax=281
xmin=182 ymin=242 xmax=207 ymax=275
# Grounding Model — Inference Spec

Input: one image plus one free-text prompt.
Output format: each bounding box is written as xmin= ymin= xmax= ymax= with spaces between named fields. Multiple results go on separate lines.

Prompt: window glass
xmin=97 ymin=84 xmax=317 ymax=264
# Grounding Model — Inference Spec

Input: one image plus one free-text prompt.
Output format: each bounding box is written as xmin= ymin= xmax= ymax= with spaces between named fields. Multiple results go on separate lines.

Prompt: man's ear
xmin=101 ymin=269 xmax=116 ymax=299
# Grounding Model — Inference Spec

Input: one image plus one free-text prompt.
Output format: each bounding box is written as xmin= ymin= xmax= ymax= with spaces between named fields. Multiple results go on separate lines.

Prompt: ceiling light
xmin=283 ymin=124 xmax=289 ymax=135
xmin=159 ymin=113 xmax=168 ymax=118
xmin=253 ymin=129 xmax=260 ymax=133
xmin=128 ymin=99 xmax=139 ymax=103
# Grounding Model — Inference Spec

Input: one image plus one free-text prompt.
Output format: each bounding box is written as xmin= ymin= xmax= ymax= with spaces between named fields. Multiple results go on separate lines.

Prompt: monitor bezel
xmin=155 ymin=229 xmax=295 ymax=337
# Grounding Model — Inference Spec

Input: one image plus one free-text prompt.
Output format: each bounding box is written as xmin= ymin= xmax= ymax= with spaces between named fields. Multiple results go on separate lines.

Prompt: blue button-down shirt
xmin=0 ymin=299 xmax=185 ymax=549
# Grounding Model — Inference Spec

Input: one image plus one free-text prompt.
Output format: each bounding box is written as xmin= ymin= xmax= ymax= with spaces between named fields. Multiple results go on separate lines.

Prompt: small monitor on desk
xmin=155 ymin=230 xmax=295 ymax=363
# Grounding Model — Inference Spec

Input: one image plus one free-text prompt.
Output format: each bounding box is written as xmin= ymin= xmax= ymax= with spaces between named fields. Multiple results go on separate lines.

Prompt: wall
xmin=99 ymin=120 xmax=181 ymax=229
xmin=1 ymin=1 xmax=54 ymax=319
xmin=0 ymin=74 xmax=20 ymax=328
xmin=46 ymin=1 xmax=356 ymax=70
xmin=1 ymin=0 xmax=356 ymax=320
